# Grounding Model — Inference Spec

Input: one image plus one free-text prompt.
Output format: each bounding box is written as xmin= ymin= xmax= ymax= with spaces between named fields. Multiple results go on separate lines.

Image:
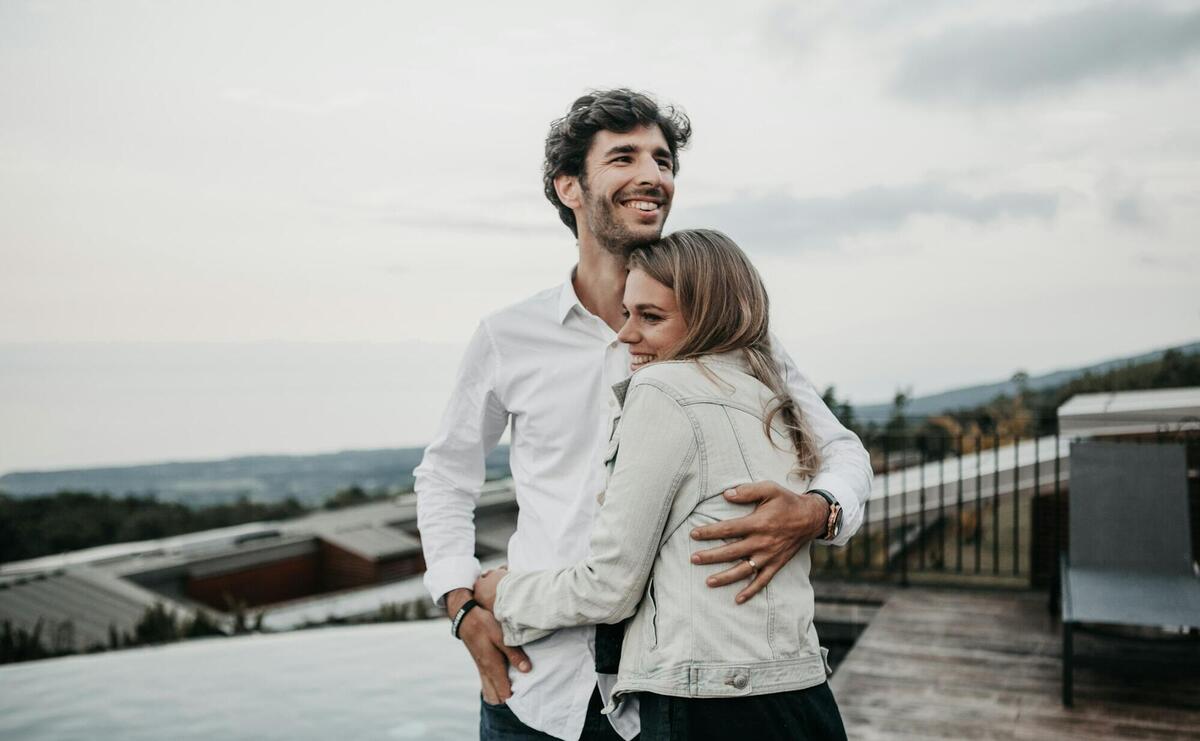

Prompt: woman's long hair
xmin=626 ymin=229 xmax=820 ymax=477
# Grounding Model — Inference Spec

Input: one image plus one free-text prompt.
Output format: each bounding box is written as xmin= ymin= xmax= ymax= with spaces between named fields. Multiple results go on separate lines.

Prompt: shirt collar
xmin=555 ymin=266 xmax=583 ymax=325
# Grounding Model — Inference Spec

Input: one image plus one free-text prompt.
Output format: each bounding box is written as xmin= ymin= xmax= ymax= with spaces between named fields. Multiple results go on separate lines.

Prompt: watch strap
xmin=451 ymin=598 xmax=480 ymax=639
xmin=806 ymin=489 xmax=842 ymax=540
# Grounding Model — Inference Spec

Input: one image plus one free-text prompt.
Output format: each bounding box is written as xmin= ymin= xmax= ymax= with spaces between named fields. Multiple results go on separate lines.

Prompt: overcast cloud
xmin=686 ymin=183 xmax=1059 ymax=251
xmin=893 ymin=2 xmax=1200 ymax=102
xmin=1 ymin=0 xmax=1198 ymax=469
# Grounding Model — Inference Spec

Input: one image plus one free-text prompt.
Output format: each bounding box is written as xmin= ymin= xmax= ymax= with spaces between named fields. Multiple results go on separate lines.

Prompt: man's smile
xmin=620 ymin=198 xmax=661 ymax=213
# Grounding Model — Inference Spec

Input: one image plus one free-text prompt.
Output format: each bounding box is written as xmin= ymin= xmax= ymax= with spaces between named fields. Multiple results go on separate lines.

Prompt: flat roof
xmin=0 ymin=565 xmax=199 ymax=651
xmin=1058 ymin=386 xmax=1200 ymax=438
xmin=317 ymin=524 xmax=422 ymax=560
xmin=1 ymin=480 xmax=517 ymax=576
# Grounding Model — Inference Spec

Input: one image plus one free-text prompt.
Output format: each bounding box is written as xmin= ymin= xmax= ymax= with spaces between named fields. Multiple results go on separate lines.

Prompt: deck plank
xmin=828 ymin=588 xmax=1200 ymax=739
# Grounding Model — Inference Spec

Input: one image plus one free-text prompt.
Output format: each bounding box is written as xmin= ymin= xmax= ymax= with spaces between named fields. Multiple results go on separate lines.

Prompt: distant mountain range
xmin=0 ymin=447 xmax=512 ymax=509
xmin=4 ymin=341 xmax=1197 ymax=506
xmin=851 ymin=341 xmax=1200 ymax=422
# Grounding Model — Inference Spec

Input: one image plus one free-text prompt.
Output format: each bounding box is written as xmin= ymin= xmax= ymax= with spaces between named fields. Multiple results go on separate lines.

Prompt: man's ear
xmin=555 ymin=173 xmax=582 ymax=210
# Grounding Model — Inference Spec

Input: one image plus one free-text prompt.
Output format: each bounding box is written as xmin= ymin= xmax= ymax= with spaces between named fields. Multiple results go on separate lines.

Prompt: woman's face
xmin=617 ymin=268 xmax=688 ymax=373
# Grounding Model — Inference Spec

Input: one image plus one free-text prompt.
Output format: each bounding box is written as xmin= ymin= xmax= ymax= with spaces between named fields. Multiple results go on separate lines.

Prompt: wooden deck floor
xmin=829 ymin=588 xmax=1200 ymax=740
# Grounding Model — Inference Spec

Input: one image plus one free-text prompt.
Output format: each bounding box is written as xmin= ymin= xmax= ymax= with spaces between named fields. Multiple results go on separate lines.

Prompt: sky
xmin=2 ymin=0 xmax=1199 ymax=471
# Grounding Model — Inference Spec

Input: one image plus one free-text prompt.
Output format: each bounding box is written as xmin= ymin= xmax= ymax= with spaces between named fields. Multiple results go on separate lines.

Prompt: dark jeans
xmin=639 ymin=682 xmax=847 ymax=741
xmin=479 ymin=686 xmax=627 ymax=741
xmin=479 ymin=682 xmax=846 ymax=740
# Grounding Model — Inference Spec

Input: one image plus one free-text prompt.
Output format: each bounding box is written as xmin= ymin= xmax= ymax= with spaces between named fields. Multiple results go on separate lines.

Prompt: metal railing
xmin=814 ymin=422 xmax=1200 ymax=587
xmin=814 ymin=430 xmax=1067 ymax=586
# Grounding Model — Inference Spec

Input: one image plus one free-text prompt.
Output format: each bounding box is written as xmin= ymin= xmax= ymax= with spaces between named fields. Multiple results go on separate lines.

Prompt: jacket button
xmin=732 ymin=675 xmax=748 ymax=689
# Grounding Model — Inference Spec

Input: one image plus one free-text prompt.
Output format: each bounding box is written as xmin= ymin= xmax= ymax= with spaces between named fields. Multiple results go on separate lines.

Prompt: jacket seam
xmin=633 ymin=378 xmax=707 ymax=668
xmin=721 ymin=406 xmax=778 ymax=660
xmin=607 ymin=382 xmax=700 ymax=625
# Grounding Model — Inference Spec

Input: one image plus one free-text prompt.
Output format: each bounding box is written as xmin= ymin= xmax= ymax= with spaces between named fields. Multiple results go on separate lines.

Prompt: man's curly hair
xmin=543 ymin=89 xmax=692 ymax=237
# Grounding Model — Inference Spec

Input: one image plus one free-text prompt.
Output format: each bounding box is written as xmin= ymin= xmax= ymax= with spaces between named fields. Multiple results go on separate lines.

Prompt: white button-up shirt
xmin=415 ymin=273 xmax=872 ymax=740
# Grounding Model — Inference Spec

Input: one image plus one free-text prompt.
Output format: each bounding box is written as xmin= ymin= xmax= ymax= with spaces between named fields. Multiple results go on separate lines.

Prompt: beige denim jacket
xmin=494 ymin=351 xmax=832 ymax=700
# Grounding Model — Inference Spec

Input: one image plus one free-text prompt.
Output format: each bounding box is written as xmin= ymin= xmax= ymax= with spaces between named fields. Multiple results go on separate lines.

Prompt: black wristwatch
xmin=806 ymin=489 xmax=842 ymax=541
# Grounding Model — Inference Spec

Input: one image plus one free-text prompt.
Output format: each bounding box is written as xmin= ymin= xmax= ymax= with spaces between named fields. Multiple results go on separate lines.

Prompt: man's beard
xmin=581 ymin=185 xmax=668 ymax=257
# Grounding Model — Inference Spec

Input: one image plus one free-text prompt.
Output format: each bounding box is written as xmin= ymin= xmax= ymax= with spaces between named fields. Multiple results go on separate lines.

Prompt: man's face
xmin=575 ymin=125 xmax=675 ymax=254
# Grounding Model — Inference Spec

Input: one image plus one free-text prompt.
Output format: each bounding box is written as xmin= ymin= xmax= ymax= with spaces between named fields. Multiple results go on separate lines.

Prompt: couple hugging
xmin=415 ymin=89 xmax=873 ymax=741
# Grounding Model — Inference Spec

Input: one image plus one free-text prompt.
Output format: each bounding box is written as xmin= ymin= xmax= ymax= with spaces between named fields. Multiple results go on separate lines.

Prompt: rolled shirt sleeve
xmin=771 ymin=336 xmax=873 ymax=546
xmin=415 ymin=320 xmax=510 ymax=606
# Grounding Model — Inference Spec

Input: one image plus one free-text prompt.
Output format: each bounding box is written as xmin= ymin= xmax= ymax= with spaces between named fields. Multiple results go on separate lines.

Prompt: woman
xmin=474 ymin=229 xmax=847 ymax=740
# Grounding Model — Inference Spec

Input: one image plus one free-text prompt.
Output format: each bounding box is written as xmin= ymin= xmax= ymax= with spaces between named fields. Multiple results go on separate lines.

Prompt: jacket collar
xmin=609 ymin=350 xmax=753 ymax=409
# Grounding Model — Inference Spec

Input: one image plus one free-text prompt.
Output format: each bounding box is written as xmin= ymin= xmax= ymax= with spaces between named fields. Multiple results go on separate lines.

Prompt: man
xmin=415 ymin=89 xmax=872 ymax=740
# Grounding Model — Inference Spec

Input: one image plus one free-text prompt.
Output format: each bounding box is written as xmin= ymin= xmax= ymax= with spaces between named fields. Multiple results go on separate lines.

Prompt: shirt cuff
xmin=423 ymin=555 xmax=482 ymax=608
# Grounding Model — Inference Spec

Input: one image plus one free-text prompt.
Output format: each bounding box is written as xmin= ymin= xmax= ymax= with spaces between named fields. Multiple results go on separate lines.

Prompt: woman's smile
xmin=629 ymin=353 xmax=658 ymax=371
xmin=617 ymin=268 xmax=689 ymax=373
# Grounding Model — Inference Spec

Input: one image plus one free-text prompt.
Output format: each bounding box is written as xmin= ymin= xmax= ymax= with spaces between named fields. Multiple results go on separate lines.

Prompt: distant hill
xmin=852 ymin=341 xmax=1200 ymax=423
xmin=7 ymin=342 xmax=1197 ymax=505
xmin=0 ymin=447 xmax=511 ymax=509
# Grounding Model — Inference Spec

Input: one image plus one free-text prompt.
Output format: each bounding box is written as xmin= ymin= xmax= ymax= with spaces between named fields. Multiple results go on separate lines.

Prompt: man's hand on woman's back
xmin=688 ymin=482 xmax=830 ymax=603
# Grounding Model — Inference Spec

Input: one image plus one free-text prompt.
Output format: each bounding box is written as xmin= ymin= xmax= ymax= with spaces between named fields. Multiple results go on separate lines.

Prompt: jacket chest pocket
xmin=604 ymin=434 xmax=619 ymax=467
xmin=603 ymin=413 xmax=621 ymax=477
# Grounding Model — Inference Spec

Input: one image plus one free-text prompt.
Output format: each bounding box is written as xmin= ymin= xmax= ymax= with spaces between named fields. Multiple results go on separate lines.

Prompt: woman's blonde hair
xmin=626 ymin=229 xmax=820 ymax=477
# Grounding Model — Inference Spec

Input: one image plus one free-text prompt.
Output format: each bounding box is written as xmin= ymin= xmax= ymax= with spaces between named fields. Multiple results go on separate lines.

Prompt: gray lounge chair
xmin=1061 ymin=441 xmax=1200 ymax=706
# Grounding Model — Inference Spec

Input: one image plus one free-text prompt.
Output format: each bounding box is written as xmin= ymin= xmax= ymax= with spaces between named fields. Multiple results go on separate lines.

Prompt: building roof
xmin=0 ymin=479 xmax=517 ymax=577
xmin=316 ymin=524 xmax=422 ymax=561
xmin=0 ymin=521 xmax=284 ymax=577
xmin=257 ymin=555 xmax=507 ymax=631
xmin=0 ymin=480 xmax=519 ymax=652
xmin=1058 ymin=386 xmax=1200 ymax=438
xmin=0 ymin=565 xmax=201 ymax=652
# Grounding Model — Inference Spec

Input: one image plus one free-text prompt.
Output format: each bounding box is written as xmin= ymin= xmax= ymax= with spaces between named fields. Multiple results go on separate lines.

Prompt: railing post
xmin=1013 ymin=434 xmax=1020 ymax=576
xmin=1054 ymin=433 xmax=1062 ymax=601
xmin=1034 ymin=435 xmax=1040 ymax=583
xmin=882 ymin=437 xmax=890 ymax=577
xmin=919 ymin=445 xmax=927 ymax=572
xmin=993 ymin=432 xmax=1001 ymax=576
xmin=939 ymin=438 xmax=946 ymax=572
xmin=957 ymin=434 xmax=964 ymax=573
xmin=900 ymin=440 xmax=908 ymax=586
xmin=975 ymin=434 xmax=983 ymax=575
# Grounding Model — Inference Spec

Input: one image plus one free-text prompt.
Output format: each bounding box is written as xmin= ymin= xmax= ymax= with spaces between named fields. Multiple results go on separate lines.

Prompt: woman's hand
xmin=473 ymin=566 xmax=509 ymax=611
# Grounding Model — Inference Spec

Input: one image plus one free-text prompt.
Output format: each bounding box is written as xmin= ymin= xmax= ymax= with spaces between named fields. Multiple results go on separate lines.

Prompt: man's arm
xmin=414 ymin=320 xmax=529 ymax=703
xmin=691 ymin=339 xmax=873 ymax=601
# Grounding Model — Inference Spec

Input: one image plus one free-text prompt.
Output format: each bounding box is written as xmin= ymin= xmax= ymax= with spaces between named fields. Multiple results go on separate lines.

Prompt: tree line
xmin=822 ymin=347 xmax=1200 ymax=455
